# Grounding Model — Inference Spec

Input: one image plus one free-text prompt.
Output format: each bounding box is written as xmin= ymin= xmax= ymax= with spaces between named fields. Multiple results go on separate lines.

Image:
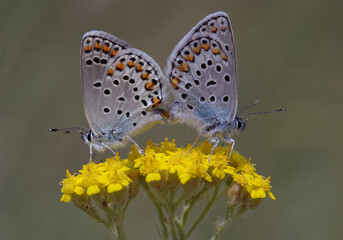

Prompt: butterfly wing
xmin=81 ymin=31 xmax=163 ymax=145
xmin=165 ymin=12 xmax=237 ymax=128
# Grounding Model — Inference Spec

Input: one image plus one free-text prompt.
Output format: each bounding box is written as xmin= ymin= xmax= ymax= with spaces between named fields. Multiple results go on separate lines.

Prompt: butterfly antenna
xmin=240 ymin=108 xmax=286 ymax=118
xmin=238 ymin=100 xmax=259 ymax=116
xmin=49 ymin=126 xmax=90 ymax=134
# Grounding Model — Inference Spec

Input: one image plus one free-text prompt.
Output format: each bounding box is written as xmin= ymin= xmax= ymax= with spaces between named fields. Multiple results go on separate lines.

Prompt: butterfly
xmin=164 ymin=11 xmax=246 ymax=159
xmin=51 ymin=31 xmax=164 ymax=160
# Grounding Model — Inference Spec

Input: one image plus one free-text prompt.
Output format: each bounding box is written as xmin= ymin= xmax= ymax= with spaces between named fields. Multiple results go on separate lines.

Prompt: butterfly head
xmin=80 ymin=129 xmax=114 ymax=153
xmin=80 ymin=129 xmax=93 ymax=145
xmin=218 ymin=117 xmax=246 ymax=140
xmin=235 ymin=116 xmax=247 ymax=131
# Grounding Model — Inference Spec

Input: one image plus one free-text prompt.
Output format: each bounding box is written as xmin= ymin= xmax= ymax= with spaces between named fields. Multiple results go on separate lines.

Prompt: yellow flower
xmin=60 ymin=170 xmax=82 ymax=202
xmin=60 ymin=155 xmax=133 ymax=203
xmin=98 ymin=157 xmax=132 ymax=193
xmin=232 ymin=160 xmax=275 ymax=200
xmin=177 ymin=151 xmax=212 ymax=184
xmin=61 ymin=140 xmax=275 ymax=202
xmin=77 ymin=162 xmax=104 ymax=196
xmin=230 ymin=151 xmax=249 ymax=167
xmin=159 ymin=138 xmax=178 ymax=152
xmin=134 ymin=146 xmax=168 ymax=182
xmin=60 ymin=139 xmax=276 ymax=240
xmin=210 ymin=152 xmax=235 ymax=179
xmin=166 ymin=148 xmax=190 ymax=174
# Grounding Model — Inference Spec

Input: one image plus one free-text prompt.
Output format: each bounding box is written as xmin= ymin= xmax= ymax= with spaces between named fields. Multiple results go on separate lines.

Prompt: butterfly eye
xmin=86 ymin=132 xmax=92 ymax=142
xmin=237 ymin=120 xmax=242 ymax=129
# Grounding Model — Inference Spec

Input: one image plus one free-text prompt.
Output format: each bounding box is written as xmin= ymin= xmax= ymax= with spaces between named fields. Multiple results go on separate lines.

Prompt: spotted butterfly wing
xmin=81 ymin=31 xmax=163 ymax=151
xmin=165 ymin=12 xmax=240 ymax=153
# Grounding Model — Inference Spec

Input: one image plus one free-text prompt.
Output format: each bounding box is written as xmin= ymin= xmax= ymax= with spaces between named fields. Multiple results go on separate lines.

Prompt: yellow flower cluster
xmin=232 ymin=158 xmax=276 ymax=200
xmin=61 ymin=156 xmax=132 ymax=202
xmin=61 ymin=139 xmax=275 ymax=202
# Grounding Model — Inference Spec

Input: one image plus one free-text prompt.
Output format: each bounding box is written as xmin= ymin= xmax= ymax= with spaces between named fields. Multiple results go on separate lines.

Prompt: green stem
xmin=181 ymin=184 xmax=209 ymax=227
xmin=210 ymin=206 xmax=245 ymax=240
xmin=166 ymin=190 xmax=178 ymax=240
xmin=186 ymin=186 xmax=220 ymax=237
xmin=106 ymin=222 xmax=118 ymax=239
xmin=123 ymin=199 xmax=131 ymax=216
xmin=105 ymin=202 xmax=127 ymax=240
xmin=141 ymin=180 xmax=169 ymax=240
xmin=101 ymin=204 xmax=120 ymax=238
xmin=175 ymin=218 xmax=185 ymax=240
xmin=115 ymin=216 xmax=127 ymax=240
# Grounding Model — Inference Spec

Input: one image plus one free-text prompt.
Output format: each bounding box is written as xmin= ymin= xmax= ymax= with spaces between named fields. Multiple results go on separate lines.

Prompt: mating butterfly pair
xmin=58 ymin=12 xmax=247 ymax=160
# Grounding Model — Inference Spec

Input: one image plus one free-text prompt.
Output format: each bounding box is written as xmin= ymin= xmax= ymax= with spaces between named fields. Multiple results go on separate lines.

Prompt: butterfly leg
xmin=208 ymin=136 xmax=220 ymax=162
xmin=101 ymin=143 xmax=117 ymax=158
xmin=125 ymin=136 xmax=145 ymax=156
xmin=227 ymin=138 xmax=235 ymax=160
xmin=88 ymin=144 xmax=94 ymax=163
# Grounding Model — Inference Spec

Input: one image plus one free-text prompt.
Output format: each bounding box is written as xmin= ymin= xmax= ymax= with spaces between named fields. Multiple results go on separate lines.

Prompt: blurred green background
xmin=1 ymin=0 xmax=342 ymax=239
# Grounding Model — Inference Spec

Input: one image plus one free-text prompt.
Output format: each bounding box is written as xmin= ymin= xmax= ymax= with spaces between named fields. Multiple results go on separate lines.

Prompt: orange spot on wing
xmin=107 ymin=68 xmax=114 ymax=76
xmin=145 ymin=81 xmax=154 ymax=90
xmin=152 ymin=98 xmax=161 ymax=107
xmin=84 ymin=46 xmax=92 ymax=52
xmin=141 ymin=72 xmax=150 ymax=80
xmin=127 ymin=61 xmax=136 ymax=67
xmin=161 ymin=110 xmax=170 ymax=119
xmin=211 ymin=27 xmax=218 ymax=33
xmin=202 ymin=44 xmax=210 ymax=51
xmin=184 ymin=54 xmax=194 ymax=62
xmin=177 ymin=64 xmax=188 ymax=72
xmin=136 ymin=65 xmax=143 ymax=72
xmin=102 ymin=45 xmax=110 ymax=53
xmin=182 ymin=62 xmax=189 ymax=68
xmin=110 ymin=50 xmax=118 ymax=56
xmin=94 ymin=43 xmax=101 ymax=50
xmin=192 ymin=45 xmax=201 ymax=54
xmin=221 ymin=26 xmax=227 ymax=32
xmin=221 ymin=53 xmax=228 ymax=61
xmin=171 ymin=78 xmax=180 ymax=89
xmin=116 ymin=62 xmax=125 ymax=71
xmin=212 ymin=48 xmax=220 ymax=55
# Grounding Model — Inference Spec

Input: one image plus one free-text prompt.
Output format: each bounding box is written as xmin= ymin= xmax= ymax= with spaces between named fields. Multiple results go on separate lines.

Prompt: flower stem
xmin=181 ymin=184 xmax=209 ymax=227
xmin=210 ymin=207 xmax=244 ymax=240
xmin=141 ymin=180 xmax=169 ymax=240
xmin=115 ymin=217 xmax=127 ymax=240
xmin=165 ymin=190 xmax=178 ymax=240
xmin=186 ymin=185 xmax=220 ymax=237
xmin=175 ymin=218 xmax=185 ymax=240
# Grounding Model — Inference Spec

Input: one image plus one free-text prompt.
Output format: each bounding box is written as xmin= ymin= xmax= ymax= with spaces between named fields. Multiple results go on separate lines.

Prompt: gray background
xmin=1 ymin=0 xmax=342 ymax=239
